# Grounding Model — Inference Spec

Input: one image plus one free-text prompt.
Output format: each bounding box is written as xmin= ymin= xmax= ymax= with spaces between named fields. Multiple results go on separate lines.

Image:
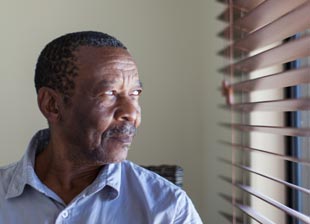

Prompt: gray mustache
xmin=105 ymin=123 xmax=137 ymax=137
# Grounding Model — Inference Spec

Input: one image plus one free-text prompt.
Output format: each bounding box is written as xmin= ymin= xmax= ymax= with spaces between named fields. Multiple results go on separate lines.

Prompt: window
xmin=218 ymin=0 xmax=310 ymax=223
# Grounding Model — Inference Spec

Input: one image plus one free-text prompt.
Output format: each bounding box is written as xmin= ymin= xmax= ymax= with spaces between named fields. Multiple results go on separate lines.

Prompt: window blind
xmin=218 ymin=0 xmax=310 ymax=223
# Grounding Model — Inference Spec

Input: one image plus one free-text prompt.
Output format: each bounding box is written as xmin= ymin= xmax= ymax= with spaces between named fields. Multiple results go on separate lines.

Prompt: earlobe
xmin=37 ymin=87 xmax=61 ymax=123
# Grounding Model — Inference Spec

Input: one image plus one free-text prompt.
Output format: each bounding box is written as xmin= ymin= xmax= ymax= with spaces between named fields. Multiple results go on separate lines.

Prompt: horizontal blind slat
xmin=236 ymin=204 xmax=276 ymax=224
xmin=233 ymin=0 xmax=308 ymax=33
xmin=219 ymin=141 xmax=310 ymax=165
xmin=238 ymin=184 xmax=310 ymax=223
xmin=217 ymin=0 xmax=265 ymax=11
xmin=220 ymin=35 xmax=310 ymax=73
xmin=218 ymin=26 xmax=244 ymax=41
xmin=218 ymin=0 xmax=308 ymax=41
xmin=220 ymin=159 xmax=310 ymax=194
xmin=220 ymin=176 xmax=310 ymax=223
xmin=234 ymin=163 xmax=310 ymax=194
xmin=221 ymin=123 xmax=310 ymax=136
xmin=219 ymin=211 xmax=244 ymax=224
xmin=218 ymin=1 xmax=310 ymax=223
xmin=219 ymin=193 xmax=242 ymax=204
xmin=230 ymin=67 xmax=310 ymax=91
xmin=219 ymin=194 xmax=274 ymax=224
xmin=220 ymin=2 xmax=310 ymax=56
xmin=218 ymin=7 xmax=246 ymax=23
xmin=224 ymin=98 xmax=310 ymax=112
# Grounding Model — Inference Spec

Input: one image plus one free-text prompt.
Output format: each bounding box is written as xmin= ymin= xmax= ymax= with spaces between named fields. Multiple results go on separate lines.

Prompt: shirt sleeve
xmin=173 ymin=191 xmax=203 ymax=224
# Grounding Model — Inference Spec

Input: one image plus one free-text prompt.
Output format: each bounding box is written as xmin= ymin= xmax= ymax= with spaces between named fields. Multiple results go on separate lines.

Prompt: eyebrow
xmin=96 ymin=79 xmax=116 ymax=88
xmin=93 ymin=79 xmax=143 ymax=93
xmin=92 ymin=80 xmax=115 ymax=93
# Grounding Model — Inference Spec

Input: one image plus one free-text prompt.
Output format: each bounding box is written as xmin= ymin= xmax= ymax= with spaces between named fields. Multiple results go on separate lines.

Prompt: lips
xmin=109 ymin=135 xmax=134 ymax=144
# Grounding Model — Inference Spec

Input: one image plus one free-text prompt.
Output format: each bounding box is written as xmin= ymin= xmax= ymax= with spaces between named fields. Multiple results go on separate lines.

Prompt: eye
xmin=104 ymin=90 xmax=116 ymax=96
xmin=131 ymin=89 xmax=142 ymax=96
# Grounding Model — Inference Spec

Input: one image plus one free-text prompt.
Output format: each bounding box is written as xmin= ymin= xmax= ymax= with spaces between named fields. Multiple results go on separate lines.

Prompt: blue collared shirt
xmin=0 ymin=130 xmax=202 ymax=224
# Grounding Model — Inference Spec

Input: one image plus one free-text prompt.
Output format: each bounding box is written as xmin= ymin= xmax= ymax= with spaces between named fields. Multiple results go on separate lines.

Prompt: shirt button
xmin=62 ymin=211 xmax=69 ymax=218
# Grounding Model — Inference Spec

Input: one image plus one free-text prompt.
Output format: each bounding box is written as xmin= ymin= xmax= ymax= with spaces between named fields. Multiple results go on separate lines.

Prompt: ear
xmin=37 ymin=87 xmax=62 ymax=124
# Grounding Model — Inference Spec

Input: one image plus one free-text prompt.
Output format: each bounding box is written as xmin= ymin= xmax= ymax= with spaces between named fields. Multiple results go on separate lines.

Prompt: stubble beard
xmin=69 ymin=122 xmax=137 ymax=165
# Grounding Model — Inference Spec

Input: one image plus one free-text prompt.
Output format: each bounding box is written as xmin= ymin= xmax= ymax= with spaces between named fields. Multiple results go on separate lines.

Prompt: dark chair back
xmin=143 ymin=165 xmax=183 ymax=188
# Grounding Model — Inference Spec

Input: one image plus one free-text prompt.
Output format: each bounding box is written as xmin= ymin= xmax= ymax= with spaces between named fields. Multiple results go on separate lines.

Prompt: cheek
xmin=87 ymin=106 xmax=114 ymax=130
xmin=71 ymin=101 xmax=112 ymax=131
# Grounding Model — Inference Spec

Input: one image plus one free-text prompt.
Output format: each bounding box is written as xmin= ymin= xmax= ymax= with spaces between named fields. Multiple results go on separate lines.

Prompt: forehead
xmin=75 ymin=46 xmax=136 ymax=69
xmin=75 ymin=46 xmax=138 ymax=79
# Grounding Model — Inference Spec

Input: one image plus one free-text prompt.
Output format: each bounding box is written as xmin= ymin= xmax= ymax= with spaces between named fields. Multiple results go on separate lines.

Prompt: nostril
xmin=115 ymin=106 xmax=138 ymax=123
xmin=120 ymin=114 xmax=132 ymax=122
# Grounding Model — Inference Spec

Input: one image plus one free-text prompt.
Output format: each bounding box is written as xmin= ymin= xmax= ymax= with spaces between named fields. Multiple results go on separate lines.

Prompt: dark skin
xmin=35 ymin=47 xmax=142 ymax=204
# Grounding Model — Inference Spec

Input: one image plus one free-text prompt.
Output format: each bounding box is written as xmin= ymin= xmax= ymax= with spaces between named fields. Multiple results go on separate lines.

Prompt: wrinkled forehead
xmin=75 ymin=46 xmax=138 ymax=74
xmin=75 ymin=46 xmax=135 ymax=65
xmin=73 ymin=46 xmax=140 ymax=87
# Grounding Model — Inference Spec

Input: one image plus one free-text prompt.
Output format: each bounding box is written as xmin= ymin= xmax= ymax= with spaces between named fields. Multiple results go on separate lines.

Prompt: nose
xmin=114 ymin=97 xmax=140 ymax=124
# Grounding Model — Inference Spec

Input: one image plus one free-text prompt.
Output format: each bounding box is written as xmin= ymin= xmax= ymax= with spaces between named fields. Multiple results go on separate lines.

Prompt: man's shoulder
xmin=0 ymin=162 xmax=18 ymax=179
xmin=0 ymin=162 xmax=19 ymax=197
xmin=120 ymin=161 xmax=202 ymax=223
xmin=121 ymin=160 xmax=184 ymax=195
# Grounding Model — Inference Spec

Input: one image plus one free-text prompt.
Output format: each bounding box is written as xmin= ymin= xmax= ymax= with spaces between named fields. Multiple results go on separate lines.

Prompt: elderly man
xmin=0 ymin=31 xmax=202 ymax=223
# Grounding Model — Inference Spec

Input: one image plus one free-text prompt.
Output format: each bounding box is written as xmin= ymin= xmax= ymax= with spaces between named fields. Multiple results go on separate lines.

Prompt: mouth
xmin=108 ymin=135 xmax=134 ymax=144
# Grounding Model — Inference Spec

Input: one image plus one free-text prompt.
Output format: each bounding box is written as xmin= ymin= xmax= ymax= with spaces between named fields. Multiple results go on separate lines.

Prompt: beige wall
xmin=0 ymin=0 xmax=229 ymax=222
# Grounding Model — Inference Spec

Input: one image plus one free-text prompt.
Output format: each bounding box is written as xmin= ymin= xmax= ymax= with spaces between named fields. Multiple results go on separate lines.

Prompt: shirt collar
xmin=5 ymin=129 xmax=122 ymax=200
xmin=84 ymin=162 xmax=121 ymax=200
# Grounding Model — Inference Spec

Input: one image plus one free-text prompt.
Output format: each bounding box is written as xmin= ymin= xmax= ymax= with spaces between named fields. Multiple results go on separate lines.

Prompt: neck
xmin=34 ymin=141 xmax=102 ymax=204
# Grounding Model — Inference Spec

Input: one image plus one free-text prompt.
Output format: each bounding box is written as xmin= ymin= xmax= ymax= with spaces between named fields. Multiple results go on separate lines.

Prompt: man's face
xmin=58 ymin=46 xmax=142 ymax=165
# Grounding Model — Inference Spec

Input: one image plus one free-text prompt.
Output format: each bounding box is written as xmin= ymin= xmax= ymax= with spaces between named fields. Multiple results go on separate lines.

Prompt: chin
xmin=109 ymin=150 xmax=129 ymax=164
xmin=97 ymin=155 xmax=127 ymax=165
xmin=96 ymin=145 xmax=129 ymax=164
xmin=98 ymin=140 xmax=130 ymax=162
